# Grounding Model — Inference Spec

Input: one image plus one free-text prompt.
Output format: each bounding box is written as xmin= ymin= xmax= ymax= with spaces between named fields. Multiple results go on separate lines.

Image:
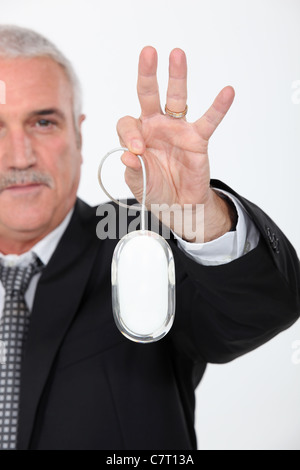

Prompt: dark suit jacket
xmin=17 ymin=180 xmax=300 ymax=450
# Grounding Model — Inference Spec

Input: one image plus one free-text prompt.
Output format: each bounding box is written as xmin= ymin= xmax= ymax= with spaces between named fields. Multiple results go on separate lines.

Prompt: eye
xmin=36 ymin=119 xmax=55 ymax=128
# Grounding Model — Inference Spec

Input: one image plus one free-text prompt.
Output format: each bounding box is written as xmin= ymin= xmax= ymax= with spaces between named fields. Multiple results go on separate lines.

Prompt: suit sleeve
xmin=169 ymin=180 xmax=300 ymax=364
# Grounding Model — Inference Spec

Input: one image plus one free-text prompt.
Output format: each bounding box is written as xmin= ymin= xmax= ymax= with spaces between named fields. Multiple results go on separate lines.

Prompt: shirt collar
xmin=0 ymin=208 xmax=74 ymax=268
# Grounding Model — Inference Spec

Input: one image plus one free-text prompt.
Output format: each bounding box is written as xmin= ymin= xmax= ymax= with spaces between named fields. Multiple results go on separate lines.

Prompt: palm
xmin=118 ymin=47 xmax=235 ymax=208
xmin=130 ymin=114 xmax=209 ymax=206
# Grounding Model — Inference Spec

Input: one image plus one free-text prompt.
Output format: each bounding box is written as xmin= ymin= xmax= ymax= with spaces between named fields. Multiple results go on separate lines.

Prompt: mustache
xmin=0 ymin=170 xmax=54 ymax=192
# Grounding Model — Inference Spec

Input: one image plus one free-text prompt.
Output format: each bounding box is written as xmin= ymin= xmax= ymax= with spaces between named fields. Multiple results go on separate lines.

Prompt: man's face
xmin=0 ymin=57 xmax=84 ymax=252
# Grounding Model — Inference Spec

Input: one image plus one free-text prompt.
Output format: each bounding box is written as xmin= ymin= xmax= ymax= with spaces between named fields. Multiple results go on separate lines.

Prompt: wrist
xmin=150 ymin=188 xmax=237 ymax=244
xmin=213 ymin=189 xmax=238 ymax=232
xmin=202 ymin=189 xmax=237 ymax=242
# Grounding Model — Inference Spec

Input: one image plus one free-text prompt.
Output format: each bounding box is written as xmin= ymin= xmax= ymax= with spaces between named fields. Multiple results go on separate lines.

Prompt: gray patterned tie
xmin=0 ymin=255 xmax=43 ymax=450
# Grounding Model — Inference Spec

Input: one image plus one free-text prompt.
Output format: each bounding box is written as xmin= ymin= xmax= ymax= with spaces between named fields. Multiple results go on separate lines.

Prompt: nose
xmin=4 ymin=128 xmax=36 ymax=170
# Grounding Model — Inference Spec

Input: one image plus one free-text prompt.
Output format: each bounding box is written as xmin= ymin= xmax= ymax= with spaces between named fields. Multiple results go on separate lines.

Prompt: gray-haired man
xmin=0 ymin=25 xmax=299 ymax=450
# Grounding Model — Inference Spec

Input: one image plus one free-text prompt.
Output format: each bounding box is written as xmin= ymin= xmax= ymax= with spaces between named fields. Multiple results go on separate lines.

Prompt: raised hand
xmin=117 ymin=47 xmax=236 ymax=242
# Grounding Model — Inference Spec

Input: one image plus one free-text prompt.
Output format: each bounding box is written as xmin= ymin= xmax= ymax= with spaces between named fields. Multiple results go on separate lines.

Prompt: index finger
xmin=137 ymin=46 xmax=162 ymax=118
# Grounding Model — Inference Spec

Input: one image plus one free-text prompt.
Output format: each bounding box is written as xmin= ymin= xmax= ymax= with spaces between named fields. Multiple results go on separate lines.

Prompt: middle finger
xmin=137 ymin=46 xmax=162 ymax=118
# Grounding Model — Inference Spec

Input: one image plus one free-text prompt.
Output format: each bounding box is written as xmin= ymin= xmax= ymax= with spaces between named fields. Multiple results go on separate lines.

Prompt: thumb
xmin=121 ymin=150 xmax=142 ymax=171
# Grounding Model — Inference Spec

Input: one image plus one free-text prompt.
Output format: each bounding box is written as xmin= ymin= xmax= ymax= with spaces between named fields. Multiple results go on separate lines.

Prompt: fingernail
xmin=131 ymin=140 xmax=143 ymax=153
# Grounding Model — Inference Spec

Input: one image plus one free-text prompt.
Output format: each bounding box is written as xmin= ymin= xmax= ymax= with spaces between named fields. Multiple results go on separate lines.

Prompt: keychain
xmin=98 ymin=147 xmax=176 ymax=343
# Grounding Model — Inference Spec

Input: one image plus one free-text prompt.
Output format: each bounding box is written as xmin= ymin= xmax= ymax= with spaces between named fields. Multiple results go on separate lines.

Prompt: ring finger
xmin=166 ymin=48 xmax=188 ymax=117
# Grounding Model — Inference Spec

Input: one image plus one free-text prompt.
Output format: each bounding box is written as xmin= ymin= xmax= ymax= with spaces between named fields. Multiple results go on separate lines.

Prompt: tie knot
xmin=0 ymin=255 xmax=44 ymax=298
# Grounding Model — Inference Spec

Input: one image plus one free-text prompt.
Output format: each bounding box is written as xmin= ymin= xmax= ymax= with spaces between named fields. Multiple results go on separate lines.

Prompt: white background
xmin=1 ymin=0 xmax=299 ymax=450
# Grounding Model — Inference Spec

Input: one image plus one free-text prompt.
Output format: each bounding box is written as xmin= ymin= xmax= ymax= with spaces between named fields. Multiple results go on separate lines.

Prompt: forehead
xmin=0 ymin=56 xmax=73 ymax=115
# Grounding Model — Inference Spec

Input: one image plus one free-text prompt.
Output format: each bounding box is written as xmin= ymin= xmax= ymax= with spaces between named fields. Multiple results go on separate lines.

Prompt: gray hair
xmin=0 ymin=25 xmax=83 ymax=123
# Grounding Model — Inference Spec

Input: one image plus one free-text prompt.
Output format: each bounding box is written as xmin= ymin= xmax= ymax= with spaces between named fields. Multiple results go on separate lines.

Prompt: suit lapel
xmin=18 ymin=199 xmax=100 ymax=450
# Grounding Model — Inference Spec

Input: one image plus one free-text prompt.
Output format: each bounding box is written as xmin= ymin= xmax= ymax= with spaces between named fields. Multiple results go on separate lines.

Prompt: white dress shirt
xmin=174 ymin=189 xmax=260 ymax=265
xmin=0 ymin=190 xmax=260 ymax=321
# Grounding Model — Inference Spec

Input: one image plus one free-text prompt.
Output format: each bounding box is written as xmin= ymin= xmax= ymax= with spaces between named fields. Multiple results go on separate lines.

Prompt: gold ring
xmin=165 ymin=104 xmax=188 ymax=119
